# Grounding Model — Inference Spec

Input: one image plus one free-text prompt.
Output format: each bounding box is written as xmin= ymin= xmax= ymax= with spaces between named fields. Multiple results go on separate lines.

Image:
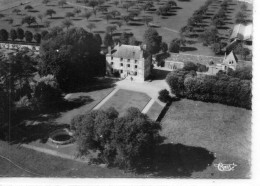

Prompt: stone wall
xmin=168 ymin=53 xmax=224 ymax=65
xmin=0 ymin=42 xmax=40 ymax=51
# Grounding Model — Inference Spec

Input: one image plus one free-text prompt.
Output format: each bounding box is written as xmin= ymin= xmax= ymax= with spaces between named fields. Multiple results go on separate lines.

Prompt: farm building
xmin=230 ymin=23 xmax=253 ymax=44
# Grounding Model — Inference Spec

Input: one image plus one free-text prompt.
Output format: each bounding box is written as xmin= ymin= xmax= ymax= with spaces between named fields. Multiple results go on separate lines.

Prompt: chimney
xmin=108 ymin=46 xmax=111 ymax=55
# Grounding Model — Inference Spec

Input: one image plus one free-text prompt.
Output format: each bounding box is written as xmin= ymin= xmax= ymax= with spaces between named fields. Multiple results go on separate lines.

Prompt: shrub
xmin=158 ymin=89 xmax=171 ymax=103
xmin=183 ymin=62 xmax=198 ymax=71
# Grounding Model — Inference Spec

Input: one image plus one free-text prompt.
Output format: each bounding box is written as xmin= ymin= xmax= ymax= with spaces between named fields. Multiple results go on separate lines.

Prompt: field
xmin=161 ymin=99 xmax=251 ymax=178
xmin=100 ymin=89 xmax=151 ymax=115
xmin=0 ymin=0 xmax=214 ymax=55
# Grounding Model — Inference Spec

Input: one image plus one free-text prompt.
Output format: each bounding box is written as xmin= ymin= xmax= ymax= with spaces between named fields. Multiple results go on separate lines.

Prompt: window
xmin=111 ymin=62 xmax=113 ymax=65
xmin=135 ymin=60 xmax=138 ymax=63
xmin=127 ymin=59 xmax=130 ymax=62
xmin=111 ymin=56 xmax=113 ymax=60
xmin=120 ymin=58 xmax=123 ymax=61
xmin=127 ymin=64 xmax=130 ymax=68
xmin=120 ymin=63 xmax=123 ymax=66
xmin=120 ymin=70 xmax=123 ymax=73
xmin=135 ymin=65 xmax=137 ymax=69
xmin=134 ymin=71 xmax=137 ymax=76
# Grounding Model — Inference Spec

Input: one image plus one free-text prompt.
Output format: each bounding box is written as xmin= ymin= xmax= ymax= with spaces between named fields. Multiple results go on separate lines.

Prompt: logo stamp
xmin=214 ymin=163 xmax=237 ymax=172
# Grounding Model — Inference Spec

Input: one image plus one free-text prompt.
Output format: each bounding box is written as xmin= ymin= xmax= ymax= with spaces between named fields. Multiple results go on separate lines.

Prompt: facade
xmin=106 ymin=44 xmax=152 ymax=81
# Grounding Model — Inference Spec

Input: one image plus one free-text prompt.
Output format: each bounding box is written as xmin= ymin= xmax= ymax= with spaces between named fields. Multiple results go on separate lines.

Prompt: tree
xmin=58 ymin=0 xmax=67 ymax=8
xmin=120 ymin=32 xmax=129 ymax=44
xmin=86 ymin=23 xmax=96 ymax=32
xmin=37 ymin=14 xmax=43 ymax=22
xmin=24 ymin=5 xmax=33 ymax=11
xmin=199 ymin=26 xmax=219 ymax=46
xmin=89 ymin=0 xmax=98 ymax=9
xmin=34 ymin=33 xmax=42 ymax=43
xmin=61 ymin=18 xmax=74 ymax=30
xmin=41 ymin=30 xmax=49 ymax=40
xmin=43 ymin=20 xmax=51 ymax=28
xmin=105 ymin=13 xmax=112 ymax=23
xmin=32 ymin=75 xmax=63 ymax=111
xmin=167 ymin=0 xmax=177 ymax=7
xmin=72 ymin=107 xmax=162 ymax=171
xmin=25 ymin=31 xmax=33 ymax=42
xmin=212 ymin=42 xmax=222 ymax=54
xmin=183 ymin=62 xmax=198 ymax=71
xmin=169 ymin=39 xmax=181 ymax=53
xmin=235 ymin=11 xmax=247 ymax=24
xmin=94 ymin=33 xmax=102 ymax=46
xmin=0 ymin=29 xmax=9 ymax=41
xmin=10 ymin=29 xmax=18 ymax=41
xmin=12 ymin=8 xmax=21 ymax=15
xmin=83 ymin=11 xmax=92 ymax=20
xmin=122 ymin=15 xmax=130 ymax=25
xmin=143 ymin=28 xmax=162 ymax=55
xmin=158 ymin=89 xmax=171 ymax=103
xmin=16 ymin=28 xmax=25 ymax=41
xmin=240 ymin=3 xmax=248 ymax=11
xmin=114 ymin=1 xmax=119 ymax=7
xmin=103 ymin=33 xmax=113 ymax=47
xmin=45 ymin=9 xmax=56 ymax=18
xmin=116 ymin=21 xmax=123 ymax=29
xmin=106 ymin=25 xmax=117 ymax=35
xmin=21 ymin=15 xmax=37 ymax=27
xmin=73 ymin=8 xmax=81 ymax=16
xmin=129 ymin=36 xmax=137 ymax=45
xmin=143 ymin=16 xmax=153 ymax=26
xmin=42 ymin=0 xmax=50 ymax=5
xmin=241 ymin=47 xmax=251 ymax=60
xmin=160 ymin=42 xmax=168 ymax=53
xmin=65 ymin=12 xmax=75 ymax=19
xmin=110 ymin=10 xmax=120 ymax=18
xmin=39 ymin=28 xmax=106 ymax=91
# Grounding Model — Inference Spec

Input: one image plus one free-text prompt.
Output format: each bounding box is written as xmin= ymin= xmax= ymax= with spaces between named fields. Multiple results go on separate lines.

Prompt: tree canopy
xmin=39 ymin=27 xmax=105 ymax=91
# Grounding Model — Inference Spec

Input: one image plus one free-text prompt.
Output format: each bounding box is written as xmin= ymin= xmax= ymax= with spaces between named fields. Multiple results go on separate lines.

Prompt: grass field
xmin=0 ymin=140 xmax=134 ymax=177
xmin=161 ymin=99 xmax=251 ymax=178
xmin=100 ymin=89 xmax=151 ymax=115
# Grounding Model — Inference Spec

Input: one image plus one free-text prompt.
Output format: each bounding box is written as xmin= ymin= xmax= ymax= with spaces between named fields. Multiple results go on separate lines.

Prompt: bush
xmin=183 ymin=62 xmax=198 ymax=71
xmin=166 ymin=70 xmax=251 ymax=109
xmin=158 ymin=89 xmax=171 ymax=103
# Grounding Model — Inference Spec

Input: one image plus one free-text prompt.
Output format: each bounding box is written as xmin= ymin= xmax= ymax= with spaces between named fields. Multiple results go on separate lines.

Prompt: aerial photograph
xmin=0 ymin=0 xmax=253 ymax=181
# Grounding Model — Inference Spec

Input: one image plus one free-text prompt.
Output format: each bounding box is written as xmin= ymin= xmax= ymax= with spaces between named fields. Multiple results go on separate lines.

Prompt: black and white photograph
xmin=0 ymin=0 xmax=258 ymax=185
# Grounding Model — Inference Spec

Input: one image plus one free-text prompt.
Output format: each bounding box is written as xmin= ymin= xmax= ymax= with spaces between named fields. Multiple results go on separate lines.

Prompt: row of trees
xmin=0 ymin=28 xmax=41 ymax=43
xmin=71 ymin=107 xmax=163 ymax=171
xmin=166 ymin=63 xmax=252 ymax=109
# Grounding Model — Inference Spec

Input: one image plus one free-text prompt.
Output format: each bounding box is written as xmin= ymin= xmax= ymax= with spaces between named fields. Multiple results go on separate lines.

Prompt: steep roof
xmin=230 ymin=23 xmax=253 ymax=41
xmin=223 ymin=51 xmax=238 ymax=65
xmin=112 ymin=44 xmax=143 ymax=60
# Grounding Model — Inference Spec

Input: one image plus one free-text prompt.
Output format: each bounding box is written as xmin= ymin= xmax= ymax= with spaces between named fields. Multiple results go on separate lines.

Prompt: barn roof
xmin=230 ymin=23 xmax=253 ymax=41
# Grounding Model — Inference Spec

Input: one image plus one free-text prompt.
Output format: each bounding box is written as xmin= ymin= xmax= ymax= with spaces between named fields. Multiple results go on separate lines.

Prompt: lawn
xmin=160 ymin=98 xmax=251 ymax=178
xmin=146 ymin=101 xmax=164 ymax=121
xmin=54 ymin=88 xmax=115 ymax=125
xmin=100 ymin=89 xmax=151 ymax=115
xmin=0 ymin=140 xmax=134 ymax=177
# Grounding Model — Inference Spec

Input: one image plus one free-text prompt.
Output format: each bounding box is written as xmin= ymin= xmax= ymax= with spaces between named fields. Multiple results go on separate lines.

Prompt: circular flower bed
xmin=48 ymin=129 xmax=75 ymax=145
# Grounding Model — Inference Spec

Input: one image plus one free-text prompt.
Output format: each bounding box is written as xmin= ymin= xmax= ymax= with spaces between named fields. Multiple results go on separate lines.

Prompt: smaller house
xmin=208 ymin=51 xmax=238 ymax=75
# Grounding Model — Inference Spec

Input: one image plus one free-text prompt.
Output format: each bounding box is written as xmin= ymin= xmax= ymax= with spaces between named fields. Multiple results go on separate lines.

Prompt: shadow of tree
xmin=180 ymin=46 xmax=198 ymax=52
xmin=8 ymin=96 xmax=94 ymax=144
xmin=138 ymin=143 xmax=215 ymax=177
